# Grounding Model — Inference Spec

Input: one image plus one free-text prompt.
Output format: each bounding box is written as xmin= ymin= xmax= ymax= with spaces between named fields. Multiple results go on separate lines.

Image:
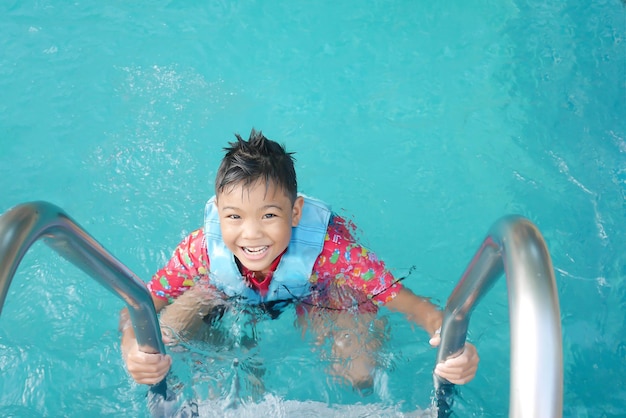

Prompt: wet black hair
xmin=215 ymin=129 xmax=298 ymax=203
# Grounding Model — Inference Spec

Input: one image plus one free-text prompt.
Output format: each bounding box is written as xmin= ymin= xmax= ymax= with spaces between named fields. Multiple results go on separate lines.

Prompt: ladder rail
xmin=435 ymin=215 xmax=563 ymax=417
xmin=0 ymin=201 xmax=165 ymax=355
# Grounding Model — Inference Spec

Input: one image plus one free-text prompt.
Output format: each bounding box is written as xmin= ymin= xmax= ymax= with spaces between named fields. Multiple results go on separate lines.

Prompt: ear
xmin=291 ymin=196 xmax=304 ymax=227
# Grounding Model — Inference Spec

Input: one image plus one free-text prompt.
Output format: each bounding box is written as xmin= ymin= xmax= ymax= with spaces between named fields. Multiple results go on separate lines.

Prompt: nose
xmin=241 ymin=218 xmax=263 ymax=240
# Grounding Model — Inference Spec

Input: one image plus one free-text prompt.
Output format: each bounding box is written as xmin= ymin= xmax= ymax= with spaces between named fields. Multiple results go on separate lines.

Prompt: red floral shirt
xmin=147 ymin=215 xmax=402 ymax=308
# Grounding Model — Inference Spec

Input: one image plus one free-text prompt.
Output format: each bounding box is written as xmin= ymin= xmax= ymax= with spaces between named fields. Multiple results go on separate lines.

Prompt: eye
xmin=227 ymin=214 xmax=241 ymax=220
xmin=263 ymin=213 xmax=277 ymax=219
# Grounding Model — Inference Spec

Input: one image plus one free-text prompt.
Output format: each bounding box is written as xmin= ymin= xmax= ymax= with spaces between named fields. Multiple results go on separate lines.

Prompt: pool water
xmin=1 ymin=0 xmax=624 ymax=417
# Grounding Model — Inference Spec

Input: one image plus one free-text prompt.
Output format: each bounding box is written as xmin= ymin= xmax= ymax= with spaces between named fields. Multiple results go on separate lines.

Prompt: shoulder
xmin=175 ymin=228 xmax=210 ymax=269
xmin=188 ymin=228 xmax=206 ymax=244
xmin=313 ymin=214 xmax=403 ymax=305
xmin=178 ymin=228 xmax=207 ymax=250
xmin=316 ymin=214 xmax=364 ymax=268
xmin=324 ymin=214 xmax=358 ymax=244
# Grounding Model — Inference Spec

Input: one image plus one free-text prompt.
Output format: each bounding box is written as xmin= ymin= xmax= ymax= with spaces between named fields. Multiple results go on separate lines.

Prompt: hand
xmin=122 ymin=336 xmax=172 ymax=385
xmin=161 ymin=326 xmax=180 ymax=346
xmin=429 ymin=334 xmax=479 ymax=385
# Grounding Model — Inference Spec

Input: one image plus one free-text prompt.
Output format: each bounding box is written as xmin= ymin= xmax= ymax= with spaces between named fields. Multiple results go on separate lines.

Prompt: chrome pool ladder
xmin=0 ymin=201 xmax=165 ymax=362
xmin=434 ymin=215 xmax=563 ymax=418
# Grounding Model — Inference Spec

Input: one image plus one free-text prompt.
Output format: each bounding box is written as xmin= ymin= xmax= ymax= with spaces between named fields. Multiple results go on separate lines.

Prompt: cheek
xmin=219 ymin=225 xmax=237 ymax=244
xmin=276 ymin=224 xmax=293 ymax=244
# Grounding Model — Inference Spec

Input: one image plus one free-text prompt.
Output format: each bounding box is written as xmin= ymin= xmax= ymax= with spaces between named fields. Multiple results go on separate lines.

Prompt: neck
xmin=235 ymin=249 xmax=287 ymax=296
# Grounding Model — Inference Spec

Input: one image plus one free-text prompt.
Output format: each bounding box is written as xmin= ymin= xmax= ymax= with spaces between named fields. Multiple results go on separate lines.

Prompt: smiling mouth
xmin=242 ymin=246 xmax=269 ymax=255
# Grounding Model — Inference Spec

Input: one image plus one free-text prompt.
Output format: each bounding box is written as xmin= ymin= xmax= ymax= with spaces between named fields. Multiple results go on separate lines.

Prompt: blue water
xmin=1 ymin=0 xmax=624 ymax=416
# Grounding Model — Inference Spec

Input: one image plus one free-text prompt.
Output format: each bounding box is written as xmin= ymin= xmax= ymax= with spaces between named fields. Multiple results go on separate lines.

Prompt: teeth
xmin=243 ymin=246 xmax=268 ymax=254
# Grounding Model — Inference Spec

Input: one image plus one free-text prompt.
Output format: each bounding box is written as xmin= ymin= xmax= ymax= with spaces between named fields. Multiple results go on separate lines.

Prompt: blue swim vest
xmin=203 ymin=195 xmax=331 ymax=304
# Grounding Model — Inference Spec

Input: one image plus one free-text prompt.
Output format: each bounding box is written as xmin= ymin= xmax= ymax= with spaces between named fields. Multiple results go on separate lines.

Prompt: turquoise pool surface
xmin=1 ymin=1 xmax=625 ymax=417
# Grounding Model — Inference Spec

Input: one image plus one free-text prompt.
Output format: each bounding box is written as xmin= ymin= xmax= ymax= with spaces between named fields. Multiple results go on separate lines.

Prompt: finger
xmin=436 ymin=354 xmax=476 ymax=374
xmin=133 ymin=369 xmax=169 ymax=385
xmin=441 ymin=343 xmax=479 ymax=366
xmin=435 ymin=361 xmax=477 ymax=383
xmin=126 ymin=353 xmax=172 ymax=384
xmin=434 ymin=344 xmax=479 ymax=384
xmin=161 ymin=327 xmax=179 ymax=346
xmin=446 ymin=343 xmax=479 ymax=368
xmin=429 ymin=334 xmax=441 ymax=347
xmin=435 ymin=369 xmax=476 ymax=385
xmin=128 ymin=350 xmax=168 ymax=364
xmin=130 ymin=363 xmax=171 ymax=384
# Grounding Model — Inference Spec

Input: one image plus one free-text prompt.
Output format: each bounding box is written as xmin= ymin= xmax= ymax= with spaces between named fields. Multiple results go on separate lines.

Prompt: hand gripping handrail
xmin=0 ymin=202 xmax=168 ymax=399
xmin=434 ymin=215 xmax=563 ymax=418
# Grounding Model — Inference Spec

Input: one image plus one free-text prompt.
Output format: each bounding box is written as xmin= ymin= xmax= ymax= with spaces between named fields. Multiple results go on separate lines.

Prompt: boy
xmin=120 ymin=130 xmax=478 ymax=391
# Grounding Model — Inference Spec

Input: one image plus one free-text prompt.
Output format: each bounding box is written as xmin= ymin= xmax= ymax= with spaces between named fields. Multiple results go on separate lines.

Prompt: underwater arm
xmin=158 ymin=284 xmax=226 ymax=339
xmin=119 ymin=296 xmax=172 ymax=385
xmin=384 ymin=287 xmax=442 ymax=336
xmin=385 ymin=287 xmax=479 ymax=385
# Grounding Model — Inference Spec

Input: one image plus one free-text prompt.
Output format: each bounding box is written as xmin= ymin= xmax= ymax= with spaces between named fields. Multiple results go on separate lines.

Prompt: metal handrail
xmin=0 ymin=201 xmax=165 ymax=356
xmin=434 ymin=215 xmax=563 ymax=417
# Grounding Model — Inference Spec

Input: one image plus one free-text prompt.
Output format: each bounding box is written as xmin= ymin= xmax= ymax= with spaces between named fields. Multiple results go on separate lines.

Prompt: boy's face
xmin=216 ymin=179 xmax=304 ymax=274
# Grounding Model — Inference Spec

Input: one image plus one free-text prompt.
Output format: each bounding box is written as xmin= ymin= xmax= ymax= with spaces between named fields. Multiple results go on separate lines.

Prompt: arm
xmin=119 ymin=296 xmax=171 ymax=385
xmin=119 ymin=228 xmax=209 ymax=385
xmin=384 ymin=286 xmax=442 ymax=336
xmin=385 ymin=287 xmax=479 ymax=385
xmin=159 ymin=283 xmax=226 ymax=339
xmin=317 ymin=216 xmax=478 ymax=384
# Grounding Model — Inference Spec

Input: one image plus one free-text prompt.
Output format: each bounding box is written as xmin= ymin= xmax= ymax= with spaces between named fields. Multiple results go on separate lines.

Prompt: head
xmin=214 ymin=129 xmax=304 ymax=273
xmin=215 ymin=129 xmax=298 ymax=204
